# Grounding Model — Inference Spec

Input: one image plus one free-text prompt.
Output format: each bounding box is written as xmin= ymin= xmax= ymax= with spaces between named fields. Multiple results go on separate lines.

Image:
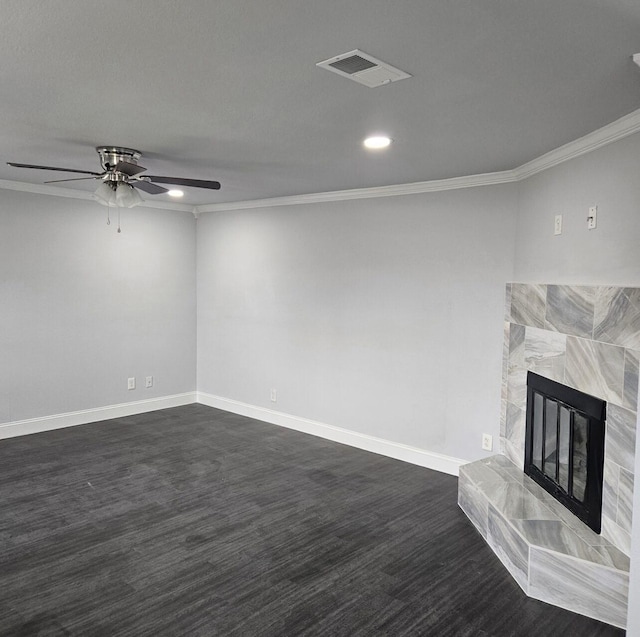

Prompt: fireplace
xmin=458 ymin=283 xmax=636 ymax=628
xmin=524 ymin=371 xmax=606 ymax=534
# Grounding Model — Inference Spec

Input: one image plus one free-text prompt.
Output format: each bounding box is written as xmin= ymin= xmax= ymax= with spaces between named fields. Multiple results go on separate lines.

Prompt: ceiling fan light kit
xmin=94 ymin=181 xmax=142 ymax=209
xmin=7 ymin=146 xmax=221 ymax=211
xmin=94 ymin=181 xmax=117 ymax=206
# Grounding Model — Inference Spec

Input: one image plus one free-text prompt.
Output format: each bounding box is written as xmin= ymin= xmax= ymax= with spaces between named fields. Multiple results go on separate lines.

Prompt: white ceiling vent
xmin=634 ymin=53 xmax=640 ymax=69
xmin=316 ymin=49 xmax=411 ymax=88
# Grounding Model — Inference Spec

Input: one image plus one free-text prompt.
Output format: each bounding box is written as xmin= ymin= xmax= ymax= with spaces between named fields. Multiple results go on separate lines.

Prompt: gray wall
xmin=514 ymin=132 xmax=640 ymax=285
xmin=0 ymin=189 xmax=197 ymax=424
xmin=197 ymin=185 xmax=518 ymax=461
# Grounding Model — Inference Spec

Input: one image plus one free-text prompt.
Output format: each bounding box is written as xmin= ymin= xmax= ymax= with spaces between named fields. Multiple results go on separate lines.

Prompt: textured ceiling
xmin=1 ymin=0 xmax=640 ymax=205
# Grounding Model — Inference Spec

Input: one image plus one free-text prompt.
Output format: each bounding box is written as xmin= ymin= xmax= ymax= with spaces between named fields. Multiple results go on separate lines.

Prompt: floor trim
xmin=0 ymin=392 xmax=197 ymax=439
xmin=0 ymin=392 xmax=467 ymax=476
xmin=197 ymin=392 xmax=466 ymax=476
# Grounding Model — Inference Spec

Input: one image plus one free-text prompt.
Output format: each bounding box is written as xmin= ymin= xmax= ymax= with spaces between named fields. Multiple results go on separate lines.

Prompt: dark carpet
xmin=0 ymin=404 xmax=624 ymax=636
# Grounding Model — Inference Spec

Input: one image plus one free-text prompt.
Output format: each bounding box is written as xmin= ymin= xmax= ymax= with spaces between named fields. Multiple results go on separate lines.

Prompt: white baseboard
xmin=1 ymin=392 xmax=467 ymax=477
xmin=197 ymin=392 xmax=466 ymax=476
xmin=0 ymin=392 xmax=197 ymax=439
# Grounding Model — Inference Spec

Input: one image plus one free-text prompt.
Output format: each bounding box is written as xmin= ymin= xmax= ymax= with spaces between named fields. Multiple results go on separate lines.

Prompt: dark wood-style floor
xmin=0 ymin=404 xmax=624 ymax=636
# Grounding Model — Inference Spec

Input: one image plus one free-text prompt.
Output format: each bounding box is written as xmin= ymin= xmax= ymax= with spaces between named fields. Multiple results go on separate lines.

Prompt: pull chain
xmin=117 ymin=205 xmax=121 ymax=233
xmin=106 ymin=206 xmax=111 ymax=225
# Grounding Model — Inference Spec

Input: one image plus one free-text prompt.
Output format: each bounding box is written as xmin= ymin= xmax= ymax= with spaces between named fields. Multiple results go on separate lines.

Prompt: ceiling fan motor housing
xmin=96 ymin=146 xmax=141 ymax=173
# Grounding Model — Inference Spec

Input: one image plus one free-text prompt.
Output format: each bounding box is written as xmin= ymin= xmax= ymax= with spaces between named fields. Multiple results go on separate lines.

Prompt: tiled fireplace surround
xmin=458 ymin=284 xmax=640 ymax=629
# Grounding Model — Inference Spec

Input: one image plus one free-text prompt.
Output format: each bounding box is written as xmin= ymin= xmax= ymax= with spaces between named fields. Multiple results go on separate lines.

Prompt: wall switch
xmin=587 ymin=206 xmax=597 ymax=230
xmin=482 ymin=433 xmax=493 ymax=451
xmin=145 ymin=376 xmax=153 ymax=388
xmin=554 ymin=214 xmax=563 ymax=235
xmin=270 ymin=388 xmax=277 ymax=402
xmin=127 ymin=377 xmax=136 ymax=390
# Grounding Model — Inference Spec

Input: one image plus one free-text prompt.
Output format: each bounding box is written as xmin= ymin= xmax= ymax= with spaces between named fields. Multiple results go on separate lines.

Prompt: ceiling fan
xmin=7 ymin=146 xmax=221 ymax=207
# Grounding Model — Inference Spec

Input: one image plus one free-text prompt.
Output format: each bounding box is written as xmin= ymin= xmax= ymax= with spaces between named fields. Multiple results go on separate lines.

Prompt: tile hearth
xmin=459 ymin=455 xmax=629 ymax=629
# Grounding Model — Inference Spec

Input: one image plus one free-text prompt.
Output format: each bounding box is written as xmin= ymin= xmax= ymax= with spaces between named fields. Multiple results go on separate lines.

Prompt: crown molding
xmin=3 ymin=107 xmax=639 ymax=214
xmin=0 ymin=178 xmax=195 ymax=213
xmin=194 ymin=170 xmax=519 ymax=213
xmin=513 ymin=108 xmax=640 ymax=180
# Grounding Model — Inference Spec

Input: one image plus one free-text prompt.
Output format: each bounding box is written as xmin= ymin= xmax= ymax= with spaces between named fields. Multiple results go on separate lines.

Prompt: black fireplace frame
xmin=524 ymin=372 xmax=606 ymax=534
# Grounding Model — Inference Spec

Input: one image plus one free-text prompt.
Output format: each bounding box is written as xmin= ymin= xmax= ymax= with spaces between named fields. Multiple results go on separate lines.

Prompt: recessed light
xmin=364 ymin=136 xmax=392 ymax=150
xmin=167 ymin=189 xmax=184 ymax=198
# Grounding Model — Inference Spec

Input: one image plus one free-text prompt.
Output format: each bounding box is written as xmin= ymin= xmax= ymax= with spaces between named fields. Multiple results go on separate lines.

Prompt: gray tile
xmin=505 ymin=283 xmax=512 ymax=322
xmin=458 ymin=473 xmax=489 ymax=539
xmin=594 ymin=287 xmax=640 ymax=350
xmin=602 ymin=461 xmax=619 ymax=525
xmin=545 ymin=285 xmax=595 ymax=339
xmin=589 ymin=544 xmax=630 ymax=571
xmin=602 ymin=517 xmax=631 ymax=556
xmin=504 ymin=402 xmax=525 ymax=460
xmin=500 ymin=398 xmax=507 ymax=441
xmin=487 ymin=505 xmax=529 ymax=593
xmin=485 ymin=482 xmax=558 ymax=521
xmin=460 ymin=457 xmax=517 ymax=486
xmin=524 ymin=326 xmax=566 ymax=382
xmin=617 ymin=468 xmax=634 ymax=535
xmin=504 ymin=439 xmax=524 ymax=469
xmin=507 ymin=368 xmax=527 ymax=410
xmin=528 ymin=492 xmax=616 ymax=549
xmin=529 ymin=548 xmax=629 ymax=629
xmin=623 ymin=348 xmax=639 ymax=411
xmin=510 ymin=283 xmax=546 ymax=329
xmin=565 ymin=336 xmax=625 ymax=406
xmin=510 ymin=519 xmax=596 ymax=562
xmin=482 ymin=454 xmax=526 ymax=481
xmin=605 ymin=403 xmax=637 ymax=473
xmin=508 ymin=323 xmax=525 ymax=371
xmin=501 ymin=322 xmax=510 ymax=402
xmin=484 ymin=454 xmax=520 ymax=470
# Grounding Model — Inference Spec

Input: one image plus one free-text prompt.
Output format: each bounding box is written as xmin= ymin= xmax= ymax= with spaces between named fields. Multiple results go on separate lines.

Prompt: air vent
xmin=634 ymin=53 xmax=640 ymax=69
xmin=329 ymin=55 xmax=377 ymax=75
xmin=316 ymin=49 xmax=411 ymax=88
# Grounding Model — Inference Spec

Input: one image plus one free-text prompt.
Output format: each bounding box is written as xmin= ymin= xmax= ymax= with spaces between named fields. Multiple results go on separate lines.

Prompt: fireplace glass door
xmin=525 ymin=372 xmax=605 ymax=533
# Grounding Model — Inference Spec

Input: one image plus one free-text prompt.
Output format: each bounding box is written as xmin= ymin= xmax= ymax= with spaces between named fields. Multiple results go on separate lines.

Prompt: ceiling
xmin=1 ymin=0 xmax=640 ymax=206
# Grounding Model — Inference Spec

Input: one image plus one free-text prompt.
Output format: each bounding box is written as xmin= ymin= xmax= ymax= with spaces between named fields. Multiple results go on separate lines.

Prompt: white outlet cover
xmin=554 ymin=214 xmax=562 ymax=235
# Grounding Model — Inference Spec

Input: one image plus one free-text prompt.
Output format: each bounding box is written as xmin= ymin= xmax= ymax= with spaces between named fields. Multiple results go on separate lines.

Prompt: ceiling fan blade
xmin=43 ymin=176 xmax=101 ymax=184
xmin=114 ymin=160 xmax=146 ymax=177
xmin=133 ymin=180 xmax=169 ymax=195
xmin=7 ymin=162 xmax=101 ymax=176
xmin=145 ymin=175 xmax=221 ymax=190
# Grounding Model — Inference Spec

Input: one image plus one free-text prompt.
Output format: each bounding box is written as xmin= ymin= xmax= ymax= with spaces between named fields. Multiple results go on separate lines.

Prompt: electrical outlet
xmin=127 ymin=377 xmax=136 ymax=390
xmin=587 ymin=206 xmax=597 ymax=230
xmin=270 ymin=388 xmax=277 ymax=402
xmin=145 ymin=376 xmax=153 ymax=388
xmin=482 ymin=433 xmax=493 ymax=451
xmin=554 ymin=214 xmax=562 ymax=235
